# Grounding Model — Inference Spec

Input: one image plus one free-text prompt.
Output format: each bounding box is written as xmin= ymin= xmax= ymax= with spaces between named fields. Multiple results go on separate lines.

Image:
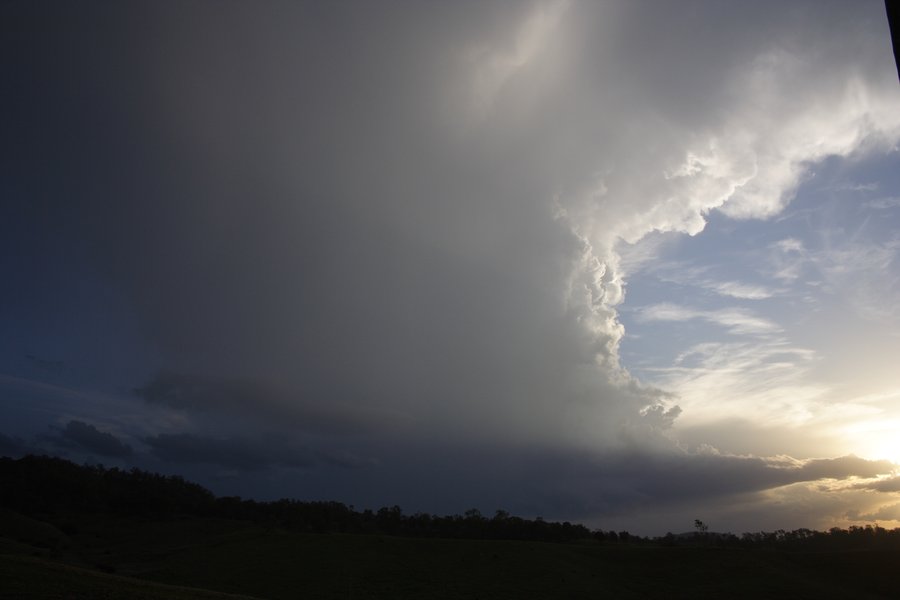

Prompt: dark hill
xmin=3 ymin=455 xmax=900 ymax=599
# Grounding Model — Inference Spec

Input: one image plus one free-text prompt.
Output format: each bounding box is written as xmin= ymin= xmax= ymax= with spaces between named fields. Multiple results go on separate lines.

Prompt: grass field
xmin=3 ymin=509 xmax=899 ymax=599
xmin=0 ymin=553 xmax=262 ymax=600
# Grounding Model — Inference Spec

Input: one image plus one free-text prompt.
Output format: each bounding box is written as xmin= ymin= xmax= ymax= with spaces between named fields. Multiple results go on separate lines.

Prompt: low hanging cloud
xmin=351 ymin=445 xmax=898 ymax=523
xmin=144 ymin=433 xmax=313 ymax=471
xmin=133 ymin=372 xmax=401 ymax=436
xmin=848 ymin=503 xmax=900 ymax=522
xmin=47 ymin=420 xmax=133 ymax=458
xmin=24 ymin=354 xmax=64 ymax=374
xmin=0 ymin=432 xmax=28 ymax=457
xmin=853 ymin=477 xmax=900 ymax=493
xmin=583 ymin=452 xmax=896 ymax=505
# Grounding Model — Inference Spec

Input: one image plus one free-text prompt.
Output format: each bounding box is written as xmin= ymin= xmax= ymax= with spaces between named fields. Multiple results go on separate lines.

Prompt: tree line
xmin=3 ymin=454 xmax=899 ymax=549
xmin=0 ymin=455 xmax=593 ymax=542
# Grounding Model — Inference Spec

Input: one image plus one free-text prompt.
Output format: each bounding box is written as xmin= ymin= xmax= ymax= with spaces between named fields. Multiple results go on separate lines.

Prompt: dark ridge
xmin=0 ymin=455 xmax=595 ymax=543
xmin=3 ymin=454 xmax=900 ymax=550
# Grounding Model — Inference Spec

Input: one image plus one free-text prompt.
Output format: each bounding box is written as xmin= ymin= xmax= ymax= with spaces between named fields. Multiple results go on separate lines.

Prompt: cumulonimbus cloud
xmin=5 ymin=0 xmax=899 ymax=530
xmin=77 ymin=1 xmax=895 ymax=460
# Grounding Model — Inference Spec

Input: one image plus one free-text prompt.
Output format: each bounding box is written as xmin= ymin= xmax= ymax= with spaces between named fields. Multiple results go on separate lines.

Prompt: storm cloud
xmin=134 ymin=372 xmax=393 ymax=435
xmin=48 ymin=420 xmax=133 ymax=458
xmin=853 ymin=477 xmax=900 ymax=493
xmin=144 ymin=433 xmax=313 ymax=471
xmin=0 ymin=432 xmax=28 ymax=458
xmin=3 ymin=0 xmax=899 ymax=533
xmin=29 ymin=0 xmax=891 ymax=447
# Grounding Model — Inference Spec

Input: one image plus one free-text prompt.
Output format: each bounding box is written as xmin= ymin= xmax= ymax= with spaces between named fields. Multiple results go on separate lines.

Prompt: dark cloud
xmin=24 ymin=354 xmax=63 ymax=374
xmin=852 ymin=476 xmax=900 ymax=493
xmin=0 ymin=431 xmax=27 ymax=457
xmin=3 ymin=0 xmax=694 ymax=451
xmin=134 ymin=372 xmax=397 ymax=435
xmin=797 ymin=456 xmax=896 ymax=482
xmin=143 ymin=432 xmax=369 ymax=472
xmin=539 ymin=452 xmax=897 ymax=517
xmin=848 ymin=503 xmax=900 ymax=522
xmin=260 ymin=445 xmax=895 ymax=524
xmin=145 ymin=433 xmax=299 ymax=470
xmin=50 ymin=420 xmax=133 ymax=458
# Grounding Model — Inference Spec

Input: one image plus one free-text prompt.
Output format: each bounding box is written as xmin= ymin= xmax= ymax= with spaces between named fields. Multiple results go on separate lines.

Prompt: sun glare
xmin=846 ymin=420 xmax=900 ymax=466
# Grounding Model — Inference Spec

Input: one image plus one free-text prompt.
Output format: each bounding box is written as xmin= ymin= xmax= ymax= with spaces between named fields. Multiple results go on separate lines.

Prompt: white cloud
xmin=766 ymin=229 xmax=900 ymax=322
xmin=706 ymin=281 xmax=774 ymax=300
xmin=774 ymin=238 xmax=805 ymax=253
xmin=865 ymin=197 xmax=900 ymax=209
xmin=768 ymin=238 xmax=809 ymax=282
xmin=650 ymin=339 xmax=827 ymax=428
xmin=636 ymin=303 xmax=781 ymax=336
xmin=623 ymin=252 xmax=777 ymax=300
xmin=544 ymin=3 xmax=900 ymax=409
xmin=615 ymin=232 xmax=682 ymax=278
xmin=818 ymin=241 xmax=900 ymax=322
xmin=833 ymin=181 xmax=880 ymax=193
xmin=463 ymin=0 xmax=570 ymax=120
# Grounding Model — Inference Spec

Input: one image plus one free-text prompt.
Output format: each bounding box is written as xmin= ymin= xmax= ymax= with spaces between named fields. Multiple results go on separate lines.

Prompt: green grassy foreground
xmin=3 ymin=510 xmax=899 ymax=599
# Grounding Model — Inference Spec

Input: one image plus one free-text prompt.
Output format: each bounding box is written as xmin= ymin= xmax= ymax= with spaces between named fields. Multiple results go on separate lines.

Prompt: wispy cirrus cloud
xmin=635 ymin=303 xmax=780 ymax=336
xmin=705 ymin=281 xmax=775 ymax=300
xmin=767 ymin=231 xmax=900 ymax=322
xmin=865 ymin=197 xmax=900 ymax=210
xmin=645 ymin=339 xmax=825 ymax=427
xmin=618 ymin=248 xmax=778 ymax=300
xmin=768 ymin=238 xmax=808 ymax=282
xmin=817 ymin=240 xmax=900 ymax=322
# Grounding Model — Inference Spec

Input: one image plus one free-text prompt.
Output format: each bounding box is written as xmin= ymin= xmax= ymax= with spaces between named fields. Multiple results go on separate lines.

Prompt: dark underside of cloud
xmin=444 ymin=449 xmax=897 ymax=519
xmin=144 ymin=433 xmax=311 ymax=471
xmin=45 ymin=420 xmax=133 ymax=458
xmin=854 ymin=476 xmax=900 ymax=493
xmin=134 ymin=372 xmax=393 ymax=436
xmin=0 ymin=432 xmax=27 ymax=457
xmin=1 ymin=419 xmax=894 ymax=527
xmin=143 ymin=432 xmax=373 ymax=471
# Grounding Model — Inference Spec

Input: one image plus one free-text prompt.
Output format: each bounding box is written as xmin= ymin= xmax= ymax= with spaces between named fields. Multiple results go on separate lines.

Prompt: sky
xmin=2 ymin=0 xmax=900 ymax=535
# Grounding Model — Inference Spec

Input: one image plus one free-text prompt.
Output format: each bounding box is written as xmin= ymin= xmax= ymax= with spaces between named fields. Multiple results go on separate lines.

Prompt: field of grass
xmin=0 ymin=553 xmax=262 ymax=600
xmin=3 ymin=509 xmax=899 ymax=599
